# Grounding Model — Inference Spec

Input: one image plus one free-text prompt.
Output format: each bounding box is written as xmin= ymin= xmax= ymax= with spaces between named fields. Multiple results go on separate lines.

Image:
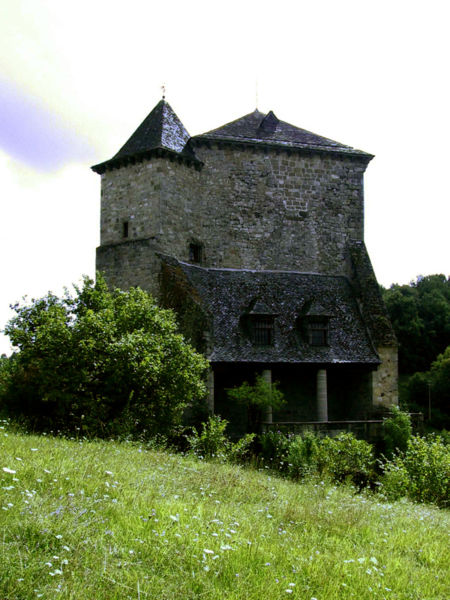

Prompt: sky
xmin=0 ymin=0 xmax=449 ymax=355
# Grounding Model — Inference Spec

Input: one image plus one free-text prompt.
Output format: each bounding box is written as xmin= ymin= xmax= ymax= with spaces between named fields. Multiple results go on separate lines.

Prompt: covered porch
xmin=208 ymin=362 xmax=378 ymax=439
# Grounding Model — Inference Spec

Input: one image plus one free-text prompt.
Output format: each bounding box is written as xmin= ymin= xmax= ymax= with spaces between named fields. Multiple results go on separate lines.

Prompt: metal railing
xmin=261 ymin=413 xmax=424 ymax=440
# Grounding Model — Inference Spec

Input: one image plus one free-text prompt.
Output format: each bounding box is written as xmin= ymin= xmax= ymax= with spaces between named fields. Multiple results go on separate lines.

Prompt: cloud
xmin=0 ymin=77 xmax=95 ymax=171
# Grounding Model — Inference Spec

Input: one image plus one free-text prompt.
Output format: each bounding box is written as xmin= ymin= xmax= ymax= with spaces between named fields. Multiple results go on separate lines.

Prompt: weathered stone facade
xmin=98 ymin=146 xmax=367 ymax=286
xmin=93 ymin=100 xmax=398 ymax=426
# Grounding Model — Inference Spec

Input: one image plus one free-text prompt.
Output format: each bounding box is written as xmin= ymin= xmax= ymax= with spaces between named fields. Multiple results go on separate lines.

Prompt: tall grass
xmin=1 ymin=423 xmax=449 ymax=599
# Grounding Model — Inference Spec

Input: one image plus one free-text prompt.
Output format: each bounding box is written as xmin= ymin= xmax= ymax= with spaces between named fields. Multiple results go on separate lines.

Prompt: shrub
xmin=1 ymin=275 xmax=208 ymax=439
xmin=259 ymin=430 xmax=291 ymax=469
xmin=382 ymin=405 xmax=412 ymax=458
xmin=187 ymin=415 xmax=255 ymax=463
xmin=317 ymin=433 xmax=375 ymax=486
xmin=187 ymin=415 xmax=229 ymax=459
xmin=380 ymin=435 xmax=450 ymax=507
xmin=226 ymin=433 xmax=256 ymax=464
xmin=286 ymin=431 xmax=320 ymax=479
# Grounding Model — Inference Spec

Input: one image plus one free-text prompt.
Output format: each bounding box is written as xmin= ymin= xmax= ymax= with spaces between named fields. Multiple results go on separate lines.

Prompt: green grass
xmin=1 ymin=424 xmax=449 ymax=599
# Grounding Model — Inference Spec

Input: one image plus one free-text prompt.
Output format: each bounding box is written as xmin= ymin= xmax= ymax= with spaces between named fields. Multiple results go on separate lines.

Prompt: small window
xmin=122 ymin=221 xmax=129 ymax=238
xmin=252 ymin=316 xmax=274 ymax=346
xmin=307 ymin=318 xmax=328 ymax=346
xmin=189 ymin=242 xmax=203 ymax=264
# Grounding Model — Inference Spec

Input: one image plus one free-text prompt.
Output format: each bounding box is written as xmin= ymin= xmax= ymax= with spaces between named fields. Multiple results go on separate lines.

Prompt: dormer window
xmin=189 ymin=242 xmax=203 ymax=264
xmin=252 ymin=316 xmax=274 ymax=346
xmin=241 ymin=299 xmax=276 ymax=346
xmin=307 ymin=318 xmax=329 ymax=347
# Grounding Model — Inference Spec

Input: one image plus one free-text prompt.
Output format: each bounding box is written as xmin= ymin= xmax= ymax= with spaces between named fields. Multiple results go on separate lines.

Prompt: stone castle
xmin=92 ymin=99 xmax=398 ymax=433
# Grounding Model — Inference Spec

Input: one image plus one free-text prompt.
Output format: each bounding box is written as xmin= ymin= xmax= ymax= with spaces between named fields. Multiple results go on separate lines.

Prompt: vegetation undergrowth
xmin=1 ymin=421 xmax=449 ymax=599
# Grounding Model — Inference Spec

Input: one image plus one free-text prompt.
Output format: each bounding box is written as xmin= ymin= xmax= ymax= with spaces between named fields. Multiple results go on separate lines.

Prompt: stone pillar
xmin=207 ymin=369 xmax=214 ymax=415
xmin=262 ymin=369 xmax=273 ymax=424
xmin=317 ymin=369 xmax=328 ymax=422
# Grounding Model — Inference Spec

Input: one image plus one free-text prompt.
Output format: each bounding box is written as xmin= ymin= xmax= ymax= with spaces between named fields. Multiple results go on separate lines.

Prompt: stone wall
xmin=371 ymin=346 xmax=399 ymax=409
xmin=98 ymin=143 xmax=369 ymax=291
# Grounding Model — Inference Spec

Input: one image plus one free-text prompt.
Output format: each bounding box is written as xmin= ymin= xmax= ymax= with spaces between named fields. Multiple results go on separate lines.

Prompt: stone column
xmin=317 ymin=369 xmax=328 ymax=422
xmin=262 ymin=369 xmax=273 ymax=424
xmin=207 ymin=369 xmax=214 ymax=415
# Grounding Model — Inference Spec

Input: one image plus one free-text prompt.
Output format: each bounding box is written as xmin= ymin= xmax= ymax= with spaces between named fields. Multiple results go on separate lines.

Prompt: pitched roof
xmin=193 ymin=109 xmax=372 ymax=159
xmin=92 ymin=100 xmax=199 ymax=173
xmin=161 ymin=257 xmax=380 ymax=365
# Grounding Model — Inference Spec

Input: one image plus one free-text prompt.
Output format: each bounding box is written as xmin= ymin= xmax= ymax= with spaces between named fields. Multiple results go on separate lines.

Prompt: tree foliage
xmin=382 ymin=274 xmax=450 ymax=374
xmin=406 ymin=346 xmax=450 ymax=429
xmin=0 ymin=275 xmax=208 ymax=438
xmin=227 ymin=375 xmax=286 ymax=433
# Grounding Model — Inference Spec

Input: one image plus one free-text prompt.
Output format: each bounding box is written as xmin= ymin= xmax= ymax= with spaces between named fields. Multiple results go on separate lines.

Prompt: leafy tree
xmin=406 ymin=346 xmax=450 ymax=428
xmin=227 ymin=375 xmax=285 ymax=433
xmin=0 ymin=275 xmax=208 ymax=438
xmin=382 ymin=275 xmax=450 ymax=374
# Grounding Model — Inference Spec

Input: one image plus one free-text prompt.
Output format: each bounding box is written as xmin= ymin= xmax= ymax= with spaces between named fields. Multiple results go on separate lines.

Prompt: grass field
xmin=1 ymin=424 xmax=449 ymax=599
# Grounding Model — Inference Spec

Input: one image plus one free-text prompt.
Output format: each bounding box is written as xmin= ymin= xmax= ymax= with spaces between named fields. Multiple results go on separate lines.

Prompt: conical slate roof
xmin=193 ymin=109 xmax=372 ymax=158
xmin=92 ymin=100 xmax=199 ymax=173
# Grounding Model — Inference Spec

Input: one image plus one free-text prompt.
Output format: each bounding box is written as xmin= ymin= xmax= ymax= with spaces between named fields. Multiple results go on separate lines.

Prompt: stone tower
xmin=92 ymin=99 xmax=398 ymax=428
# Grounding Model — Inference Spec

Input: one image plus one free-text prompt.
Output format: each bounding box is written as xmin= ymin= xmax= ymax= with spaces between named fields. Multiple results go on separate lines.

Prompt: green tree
xmin=406 ymin=346 xmax=450 ymax=428
xmin=227 ymin=375 xmax=285 ymax=433
xmin=382 ymin=275 xmax=450 ymax=374
xmin=0 ymin=275 xmax=208 ymax=438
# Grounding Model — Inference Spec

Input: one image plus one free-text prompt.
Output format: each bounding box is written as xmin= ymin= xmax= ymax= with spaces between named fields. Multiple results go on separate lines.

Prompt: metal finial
xmin=161 ymin=84 xmax=166 ymax=100
xmin=255 ymin=79 xmax=258 ymax=110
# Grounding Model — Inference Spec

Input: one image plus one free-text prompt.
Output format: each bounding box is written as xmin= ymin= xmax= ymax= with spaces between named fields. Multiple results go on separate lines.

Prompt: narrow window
xmin=189 ymin=242 xmax=203 ymax=264
xmin=307 ymin=318 xmax=328 ymax=346
xmin=252 ymin=316 xmax=274 ymax=346
xmin=122 ymin=221 xmax=129 ymax=238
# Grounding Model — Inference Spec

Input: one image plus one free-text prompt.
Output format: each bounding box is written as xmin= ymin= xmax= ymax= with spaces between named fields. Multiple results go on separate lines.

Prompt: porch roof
xmin=161 ymin=257 xmax=380 ymax=365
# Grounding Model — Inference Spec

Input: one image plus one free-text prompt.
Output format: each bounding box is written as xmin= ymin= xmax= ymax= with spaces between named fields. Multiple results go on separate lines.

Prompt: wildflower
xmin=203 ymin=549 xmax=214 ymax=554
xmin=2 ymin=467 xmax=16 ymax=474
xmin=285 ymin=590 xmax=293 ymax=594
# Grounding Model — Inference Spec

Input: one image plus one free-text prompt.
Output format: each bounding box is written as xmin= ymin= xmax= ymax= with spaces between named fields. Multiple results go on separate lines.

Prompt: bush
xmin=259 ymin=430 xmax=291 ymax=469
xmin=317 ymin=433 xmax=375 ymax=486
xmin=1 ymin=275 xmax=208 ymax=438
xmin=380 ymin=435 xmax=450 ymax=507
xmin=382 ymin=405 xmax=412 ymax=458
xmin=286 ymin=431 xmax=320 ymax=479
xmin=187 ymin=415 xmax=255 ymax=463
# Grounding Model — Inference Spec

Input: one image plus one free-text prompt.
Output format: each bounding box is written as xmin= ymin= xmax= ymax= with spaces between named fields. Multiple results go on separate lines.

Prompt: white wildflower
xmin=3 ymin=467 xmax=16 ymax=474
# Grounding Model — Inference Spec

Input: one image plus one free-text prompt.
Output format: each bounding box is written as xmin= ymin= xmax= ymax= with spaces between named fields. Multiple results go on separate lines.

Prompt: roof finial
xmin=255 ymin=78 xmax=258 ymax=110
xmin=161 ymin=84 xmax=166 ymax=100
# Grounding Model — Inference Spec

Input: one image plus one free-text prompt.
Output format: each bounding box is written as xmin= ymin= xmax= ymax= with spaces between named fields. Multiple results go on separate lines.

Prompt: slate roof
xmin=161 ymin=257 xmax=380 ymax=365
xmin=92 ymin=100 xmax=200 ymax=173
xmin=193 ymin=109 xmax=373 ymax=159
